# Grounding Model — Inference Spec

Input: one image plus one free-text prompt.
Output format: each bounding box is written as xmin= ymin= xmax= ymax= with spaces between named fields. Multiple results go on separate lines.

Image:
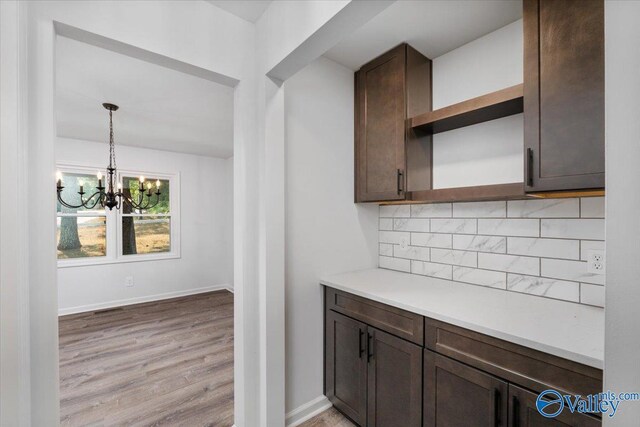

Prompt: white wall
xmin=0 ymin=2 xmax=31 ymax=423
xmin=224 ymin=156 xmax=234 ymax=287
xmin=284 ymin=56 xmax=378 ymax=418
xmin=604 ymin=1 xmax=640 ymax=425
xmin=432 ymin=20 xmax=523 ymax=188
xmin=259 ymin=0 xmax=349 ymax=74
xmin=55 ymin=138 xmax=233 ymax=313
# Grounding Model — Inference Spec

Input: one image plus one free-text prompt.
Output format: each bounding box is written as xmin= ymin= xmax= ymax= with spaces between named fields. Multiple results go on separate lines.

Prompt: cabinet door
xmin=325 ymin=310 xmax=368 ymax=426
xmin=355 ymin=44 xmax=407 ymax=202
xmin=367 ymin=327 xmax=422 ymax=427
xmin=509 ymin=385 xmax=601 ymax=427
xmin=424 ymin=350 xmax=508 ymax=426
xmin=524 ymin=0 xmax=604 ymax=192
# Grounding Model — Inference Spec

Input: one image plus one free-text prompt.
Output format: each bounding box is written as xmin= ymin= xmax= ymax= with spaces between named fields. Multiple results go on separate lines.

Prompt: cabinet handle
xmin=494 ymin=389 xmax=502 ymax=427
xmin=397 ymin=169 xmax=404 ymax=194
xmin=512 ymin=395 xmax=520 ymax=427
xmin=526 ymin=148 xmax=534 ymax=187
xmin=358 ymin=328 xmax=365 ymax=359
xmin=367 ymin=331 xmax=375 ymax=362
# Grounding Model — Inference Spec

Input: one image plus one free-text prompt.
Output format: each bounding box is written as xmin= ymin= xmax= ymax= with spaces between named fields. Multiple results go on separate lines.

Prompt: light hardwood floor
xmin=59 ymin=290 xmax=234 ymax=426
xmin=298 ymin=407 xmax=355 ymax=427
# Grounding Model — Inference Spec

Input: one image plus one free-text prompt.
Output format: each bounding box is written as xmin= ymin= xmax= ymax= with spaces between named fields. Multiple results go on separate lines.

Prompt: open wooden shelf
xmin=379 ymin=184 xmax=605 ymax=205
xmin=410 ymin=84 xmax=524 ymax=134
xmin=407 ymin=182 xmax=525 ymax=204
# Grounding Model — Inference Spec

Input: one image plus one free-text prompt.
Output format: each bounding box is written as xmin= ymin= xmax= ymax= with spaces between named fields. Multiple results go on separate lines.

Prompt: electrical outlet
xmin=125 ymin=276 xmax=134 ymax=287
xmin=587 ymin=250 xmax=606 ymax=274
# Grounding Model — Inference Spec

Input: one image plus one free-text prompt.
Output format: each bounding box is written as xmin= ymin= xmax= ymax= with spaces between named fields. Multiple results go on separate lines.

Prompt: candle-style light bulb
xmin=97 ymin=171 xmax=102 ymax=180
xmin=156 ymin=179 xmax=161 ymax=188
xmin=117 ymin=182 xmax=122 ymax=190
xmin=56 ymin=171 xmax=63 ymax=182
xmin=147 ymin=182 xmax=151 ymax=189
xmin=139 ymin=176 xmax=145 ymax=183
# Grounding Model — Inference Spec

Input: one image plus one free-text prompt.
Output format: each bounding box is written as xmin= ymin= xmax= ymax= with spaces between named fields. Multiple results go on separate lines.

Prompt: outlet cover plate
xmin=587 ymin=250 xmax=606 ymax=274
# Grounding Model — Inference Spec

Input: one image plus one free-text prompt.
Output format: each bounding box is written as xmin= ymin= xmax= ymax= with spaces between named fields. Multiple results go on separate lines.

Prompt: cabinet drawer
xmin=326 ymin=287 xmax=424 ymax=346
xmin=425 ymin=318 xmax=602 ymax=398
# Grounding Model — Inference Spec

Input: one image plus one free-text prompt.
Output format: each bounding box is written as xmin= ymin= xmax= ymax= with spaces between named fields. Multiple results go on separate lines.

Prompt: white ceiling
xmin=206 ymin=0 xmax=272 ymax=23
xmin=324 ymin=0 xmax=522 ymax=70
xmin=56 ymin=36 xmax=234 ymax=158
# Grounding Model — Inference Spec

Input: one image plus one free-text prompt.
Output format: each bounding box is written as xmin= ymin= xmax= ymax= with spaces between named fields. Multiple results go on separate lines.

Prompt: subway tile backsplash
xmin=378 ymin=197 xmax=605 ymax=307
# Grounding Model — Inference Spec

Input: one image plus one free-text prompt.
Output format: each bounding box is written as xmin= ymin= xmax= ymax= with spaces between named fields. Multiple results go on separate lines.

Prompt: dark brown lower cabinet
xmin=325 ymin=310 xmax=368 ymax=426
xmin=367 ymin=328 xmax=422 ymax=427
xmin=424 ymin=350 xmax=508 ymax=426
xmin=509 ymin=385 xmax=600 ymax=427
xmin=324 ymin=287 xmax=603 ymax=427
xmin=325 ymin=310 xmax=422 ymax=427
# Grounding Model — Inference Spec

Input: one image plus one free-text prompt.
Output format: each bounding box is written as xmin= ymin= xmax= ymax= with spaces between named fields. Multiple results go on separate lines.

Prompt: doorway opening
xmin=54 ymin=33 xmax=236 ymax=425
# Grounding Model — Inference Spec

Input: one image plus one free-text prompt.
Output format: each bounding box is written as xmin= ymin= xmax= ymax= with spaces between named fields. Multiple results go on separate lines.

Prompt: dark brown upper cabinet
xmin=524 ymin=0 xmax=605 ymax=193
xmin=355 ymin=44 xmax=432 ymax=202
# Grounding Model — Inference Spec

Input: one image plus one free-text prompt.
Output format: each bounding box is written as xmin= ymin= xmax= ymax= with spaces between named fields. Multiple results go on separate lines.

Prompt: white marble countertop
xmin=321 ymin=268 xmax=604 ymax=369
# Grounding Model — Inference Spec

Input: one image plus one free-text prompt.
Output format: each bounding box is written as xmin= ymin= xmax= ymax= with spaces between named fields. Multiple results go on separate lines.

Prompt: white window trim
xmin=56 ymin=163 xmax=181 ymax=268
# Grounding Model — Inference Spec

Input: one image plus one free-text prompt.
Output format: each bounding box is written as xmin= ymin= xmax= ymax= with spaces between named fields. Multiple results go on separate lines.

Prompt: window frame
xmin=56 ymin=163 xmax=181 ymax=268
xmin=116 ymin=169 xmax=180 ymax=262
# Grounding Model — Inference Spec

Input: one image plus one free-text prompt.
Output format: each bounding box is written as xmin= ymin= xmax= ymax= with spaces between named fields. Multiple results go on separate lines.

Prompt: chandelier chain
xmin=109 ymin=109 xmax=117 ymax=171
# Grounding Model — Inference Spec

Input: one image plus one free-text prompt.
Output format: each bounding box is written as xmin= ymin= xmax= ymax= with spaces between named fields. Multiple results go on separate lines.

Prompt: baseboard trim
xmin=58 ymin=284 xmax=232 ymax=316
xmin=286 ymin=395 xmax=332 ymax=427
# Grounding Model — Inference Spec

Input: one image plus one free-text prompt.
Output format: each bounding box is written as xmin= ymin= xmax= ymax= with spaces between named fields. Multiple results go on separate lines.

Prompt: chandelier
xmin=56 ymin=103 xmax=161 ymax=211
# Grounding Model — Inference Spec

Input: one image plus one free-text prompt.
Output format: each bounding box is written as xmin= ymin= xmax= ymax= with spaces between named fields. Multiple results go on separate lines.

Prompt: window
xmin=56 ymin=166 xmax=179 ymax=267
xmin=56 ymin=171 xmax=107 ymax=260
xmin=120 ymin=176 xmax=171 ymax=256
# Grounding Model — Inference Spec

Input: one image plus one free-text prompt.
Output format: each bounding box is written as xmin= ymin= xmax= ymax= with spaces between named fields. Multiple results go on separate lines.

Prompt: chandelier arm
xmin=57 ymin=190 xmax=102 ymax=210
xmin=121 ymin=194 xmax=145 ymax=211
xmin=147 ymin=193 xmax=161 ymax=210
xmin=82 ymin=191 xmax=105 ymax=210
xmin=116 ymin=190 xmax=160 ymax=212
xmin=140 ymin=194 xmax=151 ymax=210
xmin=120 ymin=195 xmax=133 ymax=208
xmin=57 ymin=194 xmax=84 ymax=210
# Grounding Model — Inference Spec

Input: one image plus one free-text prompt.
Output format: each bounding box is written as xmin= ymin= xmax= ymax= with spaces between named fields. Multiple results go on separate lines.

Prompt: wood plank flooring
xmin=59 ymin=291 xmax=234 ymax=426
xmin=298 ymin=408 xmax=355 ymax=427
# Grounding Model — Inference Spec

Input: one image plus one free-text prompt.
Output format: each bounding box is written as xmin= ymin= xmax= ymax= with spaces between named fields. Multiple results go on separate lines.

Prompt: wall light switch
xmin=587 ymin=250 xmax=606 ymax=274
xmin=125 ymin=276 xmax=134 ymax=287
